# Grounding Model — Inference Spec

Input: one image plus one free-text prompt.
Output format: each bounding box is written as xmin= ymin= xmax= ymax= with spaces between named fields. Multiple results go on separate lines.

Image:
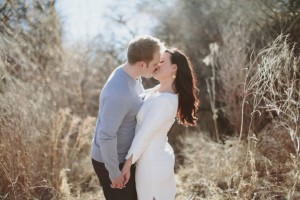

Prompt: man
xmin=91 ymin=35 xmax=164 ymax=200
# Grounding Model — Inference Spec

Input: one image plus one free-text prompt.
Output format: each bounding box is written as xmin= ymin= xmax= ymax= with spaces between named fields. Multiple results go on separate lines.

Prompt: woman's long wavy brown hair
xmin=166 ymin=48 xmax=199 ymax=127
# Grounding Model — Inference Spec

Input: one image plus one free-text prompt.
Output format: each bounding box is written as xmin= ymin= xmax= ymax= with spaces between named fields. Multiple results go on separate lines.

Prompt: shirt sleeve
xmin=126 ymin=96 xmax=175 ymax=164
xmin=96 ymin=94 xmax=128 ymax=179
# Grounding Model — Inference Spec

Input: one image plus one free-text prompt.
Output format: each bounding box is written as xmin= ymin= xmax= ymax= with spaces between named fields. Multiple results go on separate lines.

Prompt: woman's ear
xmin=172 ymin=64 xmax=178 ymax=72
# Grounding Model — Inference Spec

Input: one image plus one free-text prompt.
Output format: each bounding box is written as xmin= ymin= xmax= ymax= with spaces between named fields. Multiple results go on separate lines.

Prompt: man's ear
xmin=138 ymin=61 xmax=145 ymax=68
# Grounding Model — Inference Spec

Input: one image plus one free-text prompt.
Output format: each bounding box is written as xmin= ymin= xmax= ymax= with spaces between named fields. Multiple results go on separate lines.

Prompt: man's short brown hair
xmin=127 ymin=35 xmax=164 ymax=65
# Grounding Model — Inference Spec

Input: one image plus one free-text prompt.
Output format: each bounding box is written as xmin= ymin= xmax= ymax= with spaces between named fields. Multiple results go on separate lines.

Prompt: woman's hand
xmin=121 ymin=156 xmax=133 ymax=185
xmin=121 ymin=168 xmax=131 ymax=185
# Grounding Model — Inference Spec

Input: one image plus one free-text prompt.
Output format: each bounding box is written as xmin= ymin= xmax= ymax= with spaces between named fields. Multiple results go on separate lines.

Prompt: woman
xmin=121 ymin=48 xmax=199 ymax=200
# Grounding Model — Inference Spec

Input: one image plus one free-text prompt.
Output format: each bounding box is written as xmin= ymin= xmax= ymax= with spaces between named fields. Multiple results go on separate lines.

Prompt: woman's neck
xmin=157 ymin=80 xmax=175 ymax=94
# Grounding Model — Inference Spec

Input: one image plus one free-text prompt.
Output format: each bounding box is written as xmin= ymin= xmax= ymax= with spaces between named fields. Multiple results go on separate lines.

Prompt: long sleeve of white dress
xmin=125 ymin=95 xmax=176 ymax=164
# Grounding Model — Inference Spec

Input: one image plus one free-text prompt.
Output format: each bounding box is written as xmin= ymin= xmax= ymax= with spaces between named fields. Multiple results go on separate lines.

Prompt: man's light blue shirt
xmin=91 ymin=66 xmax=144 ymax=179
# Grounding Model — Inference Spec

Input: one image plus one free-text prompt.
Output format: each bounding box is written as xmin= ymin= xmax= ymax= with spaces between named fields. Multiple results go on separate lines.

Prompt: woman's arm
xmin=125 ymin=96 xmax=175 ymax=164
xmin=122 ymin=96 xmax=176 ymax=186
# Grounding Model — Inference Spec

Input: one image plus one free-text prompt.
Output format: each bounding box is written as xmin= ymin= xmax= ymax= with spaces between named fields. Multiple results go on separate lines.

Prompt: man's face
xmin=141 ymin=50 xmax=161 ymax=78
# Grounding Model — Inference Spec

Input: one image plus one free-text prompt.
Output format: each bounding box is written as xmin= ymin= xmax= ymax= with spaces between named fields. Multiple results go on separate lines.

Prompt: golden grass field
xmin=1 ymin=1 xmax=300 ymax=199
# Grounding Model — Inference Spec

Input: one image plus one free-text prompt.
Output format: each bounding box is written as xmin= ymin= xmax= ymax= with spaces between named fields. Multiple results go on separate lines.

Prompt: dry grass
xmin=242 ymin=34 xmax=300 ymax=141
xmin=175 ymin=129 xmax=299 ymax=199
xmin=1 ymin=1 xmax=300 ymax=200
xmin=241 ymin=34 xmax=300 ymax=199
xmin=175 ymin=34 xmax=300 ymax=200
xmin=0 ymin=35 xmax=106 ymax=200
xmin=201 ymin=0 xmax=300 ymax=138
xmin=0 ymin=80 xmax=99 ymax=199
xmin=0 ymin=2 xmax=109 ymax=198
xmin=175 ymin=133 xmax=247 ymax=200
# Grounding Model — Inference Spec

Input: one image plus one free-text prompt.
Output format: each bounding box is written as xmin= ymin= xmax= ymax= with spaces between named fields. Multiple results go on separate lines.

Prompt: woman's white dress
xmin=126 ymin=91 xmax=178 ymax=200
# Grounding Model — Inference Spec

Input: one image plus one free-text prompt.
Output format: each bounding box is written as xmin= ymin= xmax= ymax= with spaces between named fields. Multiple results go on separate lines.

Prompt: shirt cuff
xmin=107 ymin=166 xmax=122 ymax=180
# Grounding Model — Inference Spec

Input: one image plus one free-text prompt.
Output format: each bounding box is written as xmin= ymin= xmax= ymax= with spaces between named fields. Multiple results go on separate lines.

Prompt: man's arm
xmin=96 ymin=94 xmax=128 ymax=182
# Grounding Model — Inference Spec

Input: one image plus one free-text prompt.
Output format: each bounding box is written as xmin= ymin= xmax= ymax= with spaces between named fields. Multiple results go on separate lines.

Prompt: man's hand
xmin=110 ymin=175 xmax=124 ymax=189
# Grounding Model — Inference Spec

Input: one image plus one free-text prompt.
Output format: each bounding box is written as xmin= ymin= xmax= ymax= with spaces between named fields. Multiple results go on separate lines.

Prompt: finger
xmin=117 ymin=183 xmax=123 ymax=189
xmin=110 ymin=184 xmax=116 ymax=189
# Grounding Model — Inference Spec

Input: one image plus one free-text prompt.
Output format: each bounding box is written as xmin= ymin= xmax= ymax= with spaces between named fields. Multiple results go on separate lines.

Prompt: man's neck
xmin=123 ymin=62 xmax=141 ymax=80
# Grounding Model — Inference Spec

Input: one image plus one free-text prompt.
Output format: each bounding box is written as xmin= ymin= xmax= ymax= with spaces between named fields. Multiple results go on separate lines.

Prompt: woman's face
xmin=153 ymin=52 xmax=176 ymax=81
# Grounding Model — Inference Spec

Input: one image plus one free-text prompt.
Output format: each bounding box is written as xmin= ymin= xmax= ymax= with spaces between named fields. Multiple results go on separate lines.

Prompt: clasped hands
xmin=110 ymin=164 xmax=131 ymax=189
